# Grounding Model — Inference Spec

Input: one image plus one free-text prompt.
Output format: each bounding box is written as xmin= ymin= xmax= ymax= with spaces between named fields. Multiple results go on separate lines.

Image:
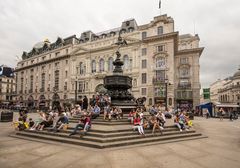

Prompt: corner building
xmin=16 ymin=15 xmax=204 ymax=110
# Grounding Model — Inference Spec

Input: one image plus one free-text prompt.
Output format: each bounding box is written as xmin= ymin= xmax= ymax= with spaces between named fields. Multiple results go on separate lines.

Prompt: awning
xmin=216 ymin=104 xmax=239 ymax=108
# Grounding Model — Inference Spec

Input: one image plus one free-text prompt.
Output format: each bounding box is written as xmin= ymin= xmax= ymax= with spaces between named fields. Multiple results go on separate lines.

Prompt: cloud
xmin=0 ymin=0 xmax=239 ymax=88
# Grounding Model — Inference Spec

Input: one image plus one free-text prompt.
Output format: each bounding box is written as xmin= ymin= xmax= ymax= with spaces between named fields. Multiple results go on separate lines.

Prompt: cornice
xmin=15 ymin=54 xmax=70 ymax=72
xmin=176 ymin=47 xmax=204 ymax=56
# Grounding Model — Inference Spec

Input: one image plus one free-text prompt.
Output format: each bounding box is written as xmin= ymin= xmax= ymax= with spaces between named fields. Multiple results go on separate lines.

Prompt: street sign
xmin=203 ymin=88 xmax=210 ymax=99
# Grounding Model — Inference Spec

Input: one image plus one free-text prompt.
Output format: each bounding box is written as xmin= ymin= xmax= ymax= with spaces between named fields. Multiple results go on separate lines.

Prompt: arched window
xmin=156 ymin=57 xmax=165 ymax=69
xmin=99 ymin=58 xmax=105 ymax=72
xmin=108 ymin=57 xmax=114 ymax=72
xmin=123 ymin=55 xmax=129 ymax=70
xmin=158 ymin=26 xmax=163 ymax=35
xmin=91 ymin=60 xmax=96 ymax=73
xmin=79 ymin=62 xmax=84 ymax=75
xmin=179 ymin=67 xmax=190 ymax=78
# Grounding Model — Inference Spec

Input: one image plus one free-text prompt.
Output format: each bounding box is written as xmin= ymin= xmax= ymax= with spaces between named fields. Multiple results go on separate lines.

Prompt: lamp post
xmin=75 ymin=78 xmax=78 ymax=104
xmin=165 ymin=78 xmax=168 ymax=111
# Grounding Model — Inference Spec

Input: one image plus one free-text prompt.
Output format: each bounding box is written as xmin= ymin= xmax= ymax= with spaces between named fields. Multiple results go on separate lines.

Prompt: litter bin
xmin=0 ymin=111 xmax=14 ymax=122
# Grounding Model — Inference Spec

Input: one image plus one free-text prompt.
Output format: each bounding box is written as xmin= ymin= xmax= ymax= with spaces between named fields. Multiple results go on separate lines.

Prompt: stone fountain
xmin=104 ymin=30 xmax=137 ymax=112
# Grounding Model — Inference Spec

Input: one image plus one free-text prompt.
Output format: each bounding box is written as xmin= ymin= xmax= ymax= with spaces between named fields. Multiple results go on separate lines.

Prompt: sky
xmin=0 ymin=0 xmax=239 ymax=88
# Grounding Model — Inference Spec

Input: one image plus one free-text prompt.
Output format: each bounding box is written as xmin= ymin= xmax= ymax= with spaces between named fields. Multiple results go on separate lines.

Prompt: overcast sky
xmin=0 ymin=0 xmax=239 ymax=88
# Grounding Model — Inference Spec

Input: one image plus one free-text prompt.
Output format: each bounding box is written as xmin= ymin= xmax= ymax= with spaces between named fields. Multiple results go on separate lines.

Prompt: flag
xmin=159 ymin=0 xmax=161 ymax=9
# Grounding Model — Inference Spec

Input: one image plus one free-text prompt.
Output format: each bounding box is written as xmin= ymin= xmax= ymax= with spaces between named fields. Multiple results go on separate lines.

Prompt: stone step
xmin=24 ymin=129 xmax=196 ymax=143
xmin=66 ymin=125 xmax=177 ymax=133
xmin=15 ymin=131 xmax=203 ymax=149
xmin=35 ymin=127 xmax=181 ymax=138
xmin=69 ymin=118 xmax=129 ymax=122
xmin=69 ymin=120 xmax=131 ymax=125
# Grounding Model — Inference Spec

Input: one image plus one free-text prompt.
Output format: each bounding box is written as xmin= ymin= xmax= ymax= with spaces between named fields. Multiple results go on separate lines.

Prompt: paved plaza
xmin=0 ymin=114 xmax=240 ymax=168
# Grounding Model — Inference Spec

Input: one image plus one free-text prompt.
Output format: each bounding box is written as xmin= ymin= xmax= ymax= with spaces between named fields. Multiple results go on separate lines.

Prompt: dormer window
xmin=142 ymin=32 xmax=147 ymax=39
xmin=128 ymin=27 xmax=134 ymax=32
xmin=158 ymin=26 xmax=163 ymax=35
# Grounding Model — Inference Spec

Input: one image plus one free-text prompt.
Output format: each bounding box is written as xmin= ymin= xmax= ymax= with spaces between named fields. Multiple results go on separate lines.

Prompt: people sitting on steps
xmin=69 ymin=113 xmax=91 ymax=137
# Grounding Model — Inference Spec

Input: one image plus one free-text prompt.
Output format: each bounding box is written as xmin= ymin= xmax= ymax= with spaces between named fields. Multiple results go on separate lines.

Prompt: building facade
xmin=15 ymin=14 xmax=204 ymax=110
xmin=0 ymin=65 xmax=16 ymax=107
xmin=217 ymin=68 xmax=240 ymax=106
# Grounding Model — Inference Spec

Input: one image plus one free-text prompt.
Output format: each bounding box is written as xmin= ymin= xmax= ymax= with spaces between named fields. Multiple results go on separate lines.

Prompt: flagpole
xmin=159 ymin=0 xmax=162 ymax=16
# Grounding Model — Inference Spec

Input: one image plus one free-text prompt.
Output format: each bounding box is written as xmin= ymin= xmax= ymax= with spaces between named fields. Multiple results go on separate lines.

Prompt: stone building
xmin=0 ymin=65 xmax=16 ymax=107
xmin=15 ymin=14 xmax=204 ymax=110
xmin=218 ymin=67 xmax=240 ymax=106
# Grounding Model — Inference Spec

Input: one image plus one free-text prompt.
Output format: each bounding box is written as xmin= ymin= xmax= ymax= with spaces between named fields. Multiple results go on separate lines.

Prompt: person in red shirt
xmin=69 ymin=113 xmax=91 ymax=137
xmin=133 ymin=114 xmax=145 ymax=136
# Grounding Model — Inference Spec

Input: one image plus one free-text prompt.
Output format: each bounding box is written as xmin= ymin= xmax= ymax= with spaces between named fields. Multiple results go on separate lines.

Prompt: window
xmin=154 ymin=87 xmax=165 ymax=97
xmin=142 ymin=32 xmax=147 ymax=39
xmin=155 ymin=70 xmax=165 ymax=82
xmin=133 ymin=79 xmax=137 ymax=87
xmin=142 ymin=60 xmax=147 ymax=69
xmin=66 ymin=60 xmax=68 ymax=64
xmin=80 ymin=62 xmax=84 ymax=75
xmin=157 ymin=45 xmax=164 ymax=52
xmin=64 ymin=82 xmax=67 ymax=90
xmin=180 ymin=57 xmax=189 ymax=64
xmin=78 ymin=81 xmax=85 ymax=93
xmin=41 ymin=73 xmax=45 ymax=91
xmin=157 ymin=26 xmax=163 ymax=35
xmin=66 ymin=49 xmax=69 ymax=54
xmin=30 ymin=75 xmax=33 ymax=92
xmin=65 ymin=71 xmax=68 ymax=77
xmin=42 ymin=56 xmax=46 ymax=61
xmin=99 ymin=59 xmax=105 ymax=72
xmin=156 ymin=57 xmax=165 ymax=69
xmin=142 ymin=48 xmax=147 ymax=56
xmin=54 ymin=70 xmax=59 ymax=90
xmin=141 ymin=88 xmax=147 ymax=96
xmin=91 ymin=60 xmax=96 ymax=73
xmin=123 ymin=55 xmax=129 ymax=70
xmin=179 ymin=67 xmax=190 ymax=78
xmin=142 ymin=73 xmax=147 ymax=84
xmin=108 ymin=57 xmax=114 ymax=72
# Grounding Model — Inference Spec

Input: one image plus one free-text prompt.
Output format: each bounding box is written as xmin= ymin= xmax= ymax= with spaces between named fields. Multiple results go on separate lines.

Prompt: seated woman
xmin=38 ymin=112 xmax=54 ymax=131
xmin=116 ymin=107 xmax=122 ymax=120
xmin=133 ymin=114 xmax=145 ymax=136
xmin=30 ymin=111 xmax=46 ymax=130
xmin=149 ymin=115 xmax=163 ymax=135
xmin=174 ymin=114 xmax=182 ymax=132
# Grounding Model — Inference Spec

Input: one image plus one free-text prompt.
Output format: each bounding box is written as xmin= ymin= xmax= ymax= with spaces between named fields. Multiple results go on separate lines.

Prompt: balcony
xmin=178 ymin=83 xmax=191 ymax=89
xmin=152 ymin=77 xmax=165 ymax=85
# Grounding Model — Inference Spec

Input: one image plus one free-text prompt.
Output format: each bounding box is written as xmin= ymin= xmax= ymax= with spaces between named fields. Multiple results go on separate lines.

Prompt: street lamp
xmin=165 ymin=78 xmax=168 ymax=111
xmin=75 ymin=77 xmax=78 ymax=104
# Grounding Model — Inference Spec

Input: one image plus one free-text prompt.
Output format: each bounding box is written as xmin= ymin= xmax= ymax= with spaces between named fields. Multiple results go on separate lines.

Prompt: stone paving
xmin=0 ymin=114 xmax=240 ymax=168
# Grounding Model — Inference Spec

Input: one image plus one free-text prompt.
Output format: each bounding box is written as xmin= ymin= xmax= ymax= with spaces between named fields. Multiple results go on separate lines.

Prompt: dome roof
xmin=33 ymin=39 xmax=50 ymax=49
xmin=233 ymin=69 xmax=240 ymax=77
xmin=33 ymin=41 xmax=45 ymax=49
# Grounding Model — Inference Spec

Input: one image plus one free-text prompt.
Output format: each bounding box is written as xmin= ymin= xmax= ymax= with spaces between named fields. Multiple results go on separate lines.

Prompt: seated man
xmin=92 ymin=104 xmax=100 ymax=119
xmin=69 ymin=114 xmax=91 ymax=136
